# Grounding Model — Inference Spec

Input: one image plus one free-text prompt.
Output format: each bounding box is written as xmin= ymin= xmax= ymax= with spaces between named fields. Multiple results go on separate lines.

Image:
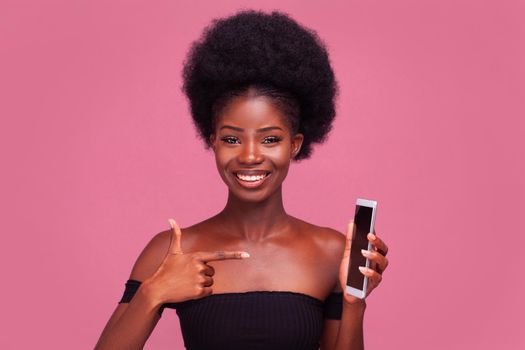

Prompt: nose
xmin=237 ymin=140 xmax=264 ymax=165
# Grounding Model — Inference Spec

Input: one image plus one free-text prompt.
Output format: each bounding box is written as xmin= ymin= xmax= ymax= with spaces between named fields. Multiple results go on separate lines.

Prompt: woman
xmin=95 ymin=10 xmax=389 ymax=350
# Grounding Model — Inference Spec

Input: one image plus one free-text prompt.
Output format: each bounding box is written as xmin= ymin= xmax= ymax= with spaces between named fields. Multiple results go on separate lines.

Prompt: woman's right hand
xmin=142 ymin=219 xmax=250 ymax=306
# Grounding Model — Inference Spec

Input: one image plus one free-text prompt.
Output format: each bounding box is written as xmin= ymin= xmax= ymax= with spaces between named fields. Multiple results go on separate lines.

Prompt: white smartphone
xmin=346 ymin=198 xmax=378 ymax=299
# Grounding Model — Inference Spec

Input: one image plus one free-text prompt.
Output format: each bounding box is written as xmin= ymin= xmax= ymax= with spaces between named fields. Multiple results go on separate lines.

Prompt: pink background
xmin=1 ymin=0 xmax=524 ymax=349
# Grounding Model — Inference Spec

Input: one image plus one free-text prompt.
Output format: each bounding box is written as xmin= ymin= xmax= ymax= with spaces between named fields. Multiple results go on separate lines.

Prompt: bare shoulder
xmin=128 ymin=224 xmax=199 ymax=282
xmin=128 ymin=230 xmax=171 ymax=282
xmin=292 ymin=217 xmax=346 ymax=294
xmin=293 ymin=217 xmax=346 ymax=257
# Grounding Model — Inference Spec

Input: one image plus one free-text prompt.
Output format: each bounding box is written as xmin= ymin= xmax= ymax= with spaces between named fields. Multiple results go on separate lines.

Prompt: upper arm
xmin=97 ymin=231 xmax=171 ymax=341
xmin=319 ymin=227 xmax=346 ymax=350
xmin=318 ymin=226 xmax=346 ymax=283
xmin=129 ymin=230 xmax=171 ymax=281
xmin=320 ymin=320 xmax=341 ymax=350
xmin=320 ymin=283 xmax=343 ymax=350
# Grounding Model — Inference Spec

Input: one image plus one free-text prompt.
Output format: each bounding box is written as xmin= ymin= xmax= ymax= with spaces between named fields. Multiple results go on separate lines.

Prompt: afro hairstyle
xmin=182 ymin=9 xmax=338 ymax=160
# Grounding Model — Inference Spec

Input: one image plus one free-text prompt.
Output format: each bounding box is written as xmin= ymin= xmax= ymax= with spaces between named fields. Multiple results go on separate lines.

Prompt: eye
xmin=220 ymin=136 xmax=240 ymax=144
xmin=262 ymin=136 xmax=282 ymax=144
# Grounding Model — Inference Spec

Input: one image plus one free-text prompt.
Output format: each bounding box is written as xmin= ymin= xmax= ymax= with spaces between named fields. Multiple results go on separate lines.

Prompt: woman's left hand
xmin=338 ymin=221 xmax=389 ymax=304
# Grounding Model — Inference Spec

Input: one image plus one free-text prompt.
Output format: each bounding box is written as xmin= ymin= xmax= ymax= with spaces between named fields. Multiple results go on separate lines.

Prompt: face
xmin=209 ymin=95 xmax=304 ymax=203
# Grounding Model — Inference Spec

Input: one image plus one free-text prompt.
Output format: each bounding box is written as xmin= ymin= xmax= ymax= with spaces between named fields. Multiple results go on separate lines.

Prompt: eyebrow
xmin=219 ymin=125 xmax=284 ymax=132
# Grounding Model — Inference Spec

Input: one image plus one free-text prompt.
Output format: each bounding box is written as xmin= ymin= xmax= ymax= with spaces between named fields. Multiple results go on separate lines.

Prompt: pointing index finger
xmin=168 ymin=218 xmax=183 ymax=255
xmin=196 ymin=251 xmax=250 ymax=262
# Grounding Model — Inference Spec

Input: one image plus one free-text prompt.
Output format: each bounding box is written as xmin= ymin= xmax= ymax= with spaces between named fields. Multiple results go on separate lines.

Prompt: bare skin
xmin=95 ymin=93 xmax=389 ymax=350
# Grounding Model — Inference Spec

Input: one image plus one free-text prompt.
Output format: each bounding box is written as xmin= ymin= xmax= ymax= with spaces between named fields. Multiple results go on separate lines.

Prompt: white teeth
xmin=236 ymin=173 xmax=267 ymax=182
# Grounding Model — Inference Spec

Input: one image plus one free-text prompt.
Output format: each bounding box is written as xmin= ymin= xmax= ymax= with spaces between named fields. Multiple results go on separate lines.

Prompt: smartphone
xmin=346 ymin=198 xmax=377 ymax=299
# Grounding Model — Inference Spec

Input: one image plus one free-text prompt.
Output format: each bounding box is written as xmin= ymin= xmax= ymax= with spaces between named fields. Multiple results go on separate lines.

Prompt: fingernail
xmin=358 ymin=266 xmax=367 ymax=274
xmin=241 ymin=252 xmax=250 ymax=258
xmin=168 ymin=219 xmax=175 ymax=228
xmin=361 ymin=249 xmax=370 ymax=257
xmin=368 ymin=233 xmax=376 ymax=240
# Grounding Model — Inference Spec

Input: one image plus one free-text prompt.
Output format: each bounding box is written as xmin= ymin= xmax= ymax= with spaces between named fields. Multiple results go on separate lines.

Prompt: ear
xmin=291 ymin=133 xmax=304 ymax=158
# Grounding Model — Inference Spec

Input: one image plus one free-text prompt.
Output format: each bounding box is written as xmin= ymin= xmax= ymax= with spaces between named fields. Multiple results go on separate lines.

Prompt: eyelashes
xmin=220 ymin=136 xmax=282 ymax=145
xmin=262 ymin=136 xmax=282 ymax=144
xmin=220 ymin=136 xmax=239 ymax=144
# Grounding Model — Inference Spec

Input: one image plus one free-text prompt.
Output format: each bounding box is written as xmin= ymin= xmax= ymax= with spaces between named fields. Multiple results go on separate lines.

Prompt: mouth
xmin=233 ymin=171 xmax=271 ymax=188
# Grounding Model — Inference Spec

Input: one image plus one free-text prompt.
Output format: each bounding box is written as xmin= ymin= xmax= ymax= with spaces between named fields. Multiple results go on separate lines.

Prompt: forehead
xmin=215 ymin=95 xmax=289 ymax=130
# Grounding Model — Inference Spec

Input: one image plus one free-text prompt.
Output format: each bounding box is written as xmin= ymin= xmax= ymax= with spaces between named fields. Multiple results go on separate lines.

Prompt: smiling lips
xmin=234 ymin=171 xmax=271 ymax=188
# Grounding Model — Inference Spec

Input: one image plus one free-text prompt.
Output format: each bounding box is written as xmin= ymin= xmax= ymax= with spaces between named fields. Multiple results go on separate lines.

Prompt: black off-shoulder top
xmin=119 ymin=279 xmax=343 ymax=350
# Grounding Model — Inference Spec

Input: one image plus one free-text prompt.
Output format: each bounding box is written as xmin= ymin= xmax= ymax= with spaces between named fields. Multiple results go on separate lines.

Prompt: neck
xmin=217 ymin=186 xmax=290 ymax=242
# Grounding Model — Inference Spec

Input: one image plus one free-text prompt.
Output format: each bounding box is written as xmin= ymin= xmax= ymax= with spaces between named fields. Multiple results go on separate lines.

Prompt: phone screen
xmin=346 ymin=205 xmax=373 ymax=290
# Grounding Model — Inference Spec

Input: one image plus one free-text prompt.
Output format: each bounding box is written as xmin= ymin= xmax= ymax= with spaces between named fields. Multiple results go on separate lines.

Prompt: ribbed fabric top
xmin=119 ymin=279 xmax=343 ymax=350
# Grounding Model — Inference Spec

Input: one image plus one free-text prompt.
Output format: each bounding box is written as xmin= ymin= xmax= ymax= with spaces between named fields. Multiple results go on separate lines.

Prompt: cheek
xmin=214 ymin=153 xmax=232 ymax=185
xmin=213 ymin=148 xmax=240 ymax=181
xmin=214 ymin=149 xmax=230 ymax=171
xmin=266 ymin=145 xmax=293 ymax=167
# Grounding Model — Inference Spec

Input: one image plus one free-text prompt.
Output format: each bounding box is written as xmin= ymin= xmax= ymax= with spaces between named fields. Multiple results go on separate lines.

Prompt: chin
xmin=227 ymin=182 xmax=283 ymax=204
xmin=228 ymin=187 xmax=272 ymax=203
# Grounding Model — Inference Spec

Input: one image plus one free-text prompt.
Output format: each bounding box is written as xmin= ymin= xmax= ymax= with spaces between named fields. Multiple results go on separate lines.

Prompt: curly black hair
xmin=182 ymin=9 xmax=338 ymax=160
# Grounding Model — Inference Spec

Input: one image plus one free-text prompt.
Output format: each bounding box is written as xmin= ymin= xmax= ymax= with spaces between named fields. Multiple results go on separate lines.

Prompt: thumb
xmin=168 ymin=218 xmax=183 ymax=255
xmin=344 ymin=221 xmax=355 ymax=255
